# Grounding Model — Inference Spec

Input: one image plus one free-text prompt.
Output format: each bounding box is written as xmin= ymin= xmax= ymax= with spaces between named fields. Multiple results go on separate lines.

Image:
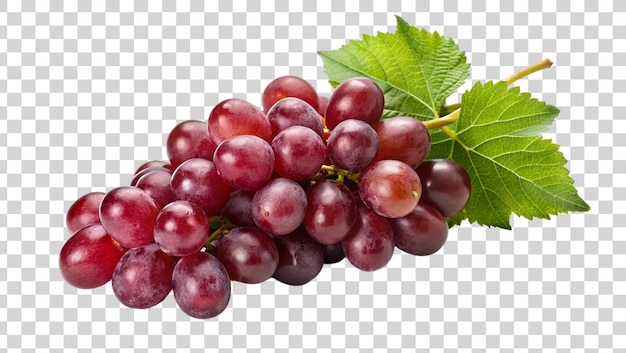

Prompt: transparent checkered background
xmin=0 ymin=0 xmax=623 ymax=352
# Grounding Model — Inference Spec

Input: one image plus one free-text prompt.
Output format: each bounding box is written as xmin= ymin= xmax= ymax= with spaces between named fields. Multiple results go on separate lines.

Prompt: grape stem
xmin=424 ymin=58 xmax=554 ymax=131
xmin=316 ymin=164 xmax=361 ymax=183
xmin=204 ymin=216 xmax=235 ymax=252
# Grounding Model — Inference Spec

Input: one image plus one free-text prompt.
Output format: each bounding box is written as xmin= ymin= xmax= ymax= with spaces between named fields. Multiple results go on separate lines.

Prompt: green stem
xmin=423 ymin=109 xmax=461 ymax=130
xmin=204 ymin=216 xmax=235 ymax=251
xmin=504 ymin=58 xmax=553 ymax=86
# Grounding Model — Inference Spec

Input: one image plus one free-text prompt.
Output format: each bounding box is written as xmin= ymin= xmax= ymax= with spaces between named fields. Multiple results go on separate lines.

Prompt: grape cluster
xmin=60 ymin=75 xmax=472 ymax=319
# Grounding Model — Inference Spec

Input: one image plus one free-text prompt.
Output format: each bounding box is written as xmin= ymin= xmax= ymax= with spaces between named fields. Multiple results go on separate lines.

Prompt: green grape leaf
xmin=318 ymin=15 xmax=470 ymax=120
xmin=428 ymin=81 xmax=590 ymax=228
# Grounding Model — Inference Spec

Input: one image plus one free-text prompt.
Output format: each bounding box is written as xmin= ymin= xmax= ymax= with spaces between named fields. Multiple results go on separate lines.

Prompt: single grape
xmin=135 ymin=169 xmax=176 ymax=209
xmin=325 ymin=77 xmax=384 ymax=129
xmin=212 ymin=135 xmax=275 ymax=191
xmin=153 ymin=200 xmax=209 ymax=257
xmin=221 ymin=190 xmax=256 ymax=227
xmin=272 ymin=126 xmax=327 ymax=181
xmin=59 ymin=224 xmax=127 ymax=289
xmin=166 ymin=119 xmax=217 ymax=168
xmin=213 ymin=227 xmax=279 ymax=284
xmin=303 ymin=180 xmax=357 ymax=244
xmin=415 ymin=159 xmax=471 ymax=217
xmin=265 ymin=97 xmax=324 ymax=139
xmin=326 ymin=119 xmax=379 ymax=172
xmin=99 ymin=186 xmax=160 ymax=248
xmin=321 ymin=242 xmax=345 ymax=264
xmin=252 ymin=178 xmax=308 ymax=236
xmin=342 ymin=204 xmax=395 ymax=272
xmin=358 ymin=159 xmax=422 ymax=218
xmin=111 ymin=243 xmax=177 ymax=309
xmin=262 ymin=75 xmax=319 ymax=113
xmin=389 ymin=203 xmax=448 ymax=256
xmin=170 ymin=158 xmax=231 ymax=217
xmin=172 ymin=252 xmax=231 ymax=319
xmin=272 ymin=227 xmax=324 ymax=286
xmin=66 ymin=191 xmax=104 ymax=234
xmin=208 ymin=98 xmax=271 ymax=145
xmin=372 ymin=116 xmax=431 ymax=169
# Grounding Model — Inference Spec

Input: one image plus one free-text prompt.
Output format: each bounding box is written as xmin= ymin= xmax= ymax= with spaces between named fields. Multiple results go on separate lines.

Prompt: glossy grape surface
xmin=212 ymin=135 xmax=275 ymax=191
xmin=326 ymin=119 xmax=379 ymax=172
xmin=265 ymin=97 xmax=324 ymax=139
xmin=135 ymin=169 xmax=176 ymax=209
xmin=272 ymin=228 xmax=324 ymax=286
xmin=166 ymin=119 xmax=217 ymax=168
xmin=252 ymin=178 xmax=308 ymax=236
xmin=389 ymin=203 xmax=448 ymax=256
xmin=358 ymin=159 xmax=422 ymax=218
xmin=303 ymin=180 xmax=357 ymax=244
xmin=272 ymin=126 xmax=326 ymax=181
xmin=416 ymin=159 xmax=471 ymax=217
xmin=59 ymin=224 xmax=127 ymax=289
xmin=99 ymin=186 xmax=160 ymax=248
xmin=213 ymin=227 xmax=279 ymax=284
xmin=262 ymin=75 xmax=319 ymax=113
xmin=372 ymin=117 xmax=430 ymax=169
xmin=153 ymin=200 xmax=209 ymax=257
xmin=325 ymin=77 xmax=384 ymax=129
xmin=208 ymin=98 xmax=271 ymax=145
xmin=66 ymin=191 xmax=104 ymax=234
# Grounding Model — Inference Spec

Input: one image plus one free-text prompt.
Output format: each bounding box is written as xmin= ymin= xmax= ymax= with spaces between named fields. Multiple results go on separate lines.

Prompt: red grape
xmin=262 ymin=75 xmax=319 ymax=113
xmin=111 ymin=243 xmax=177 ymax=309
xmin=416 ymin=159 xmax=471 ymax=217
xmin=252 ymin=178 xmax=308 ymax=236
xmin=135 ymin=169 xmax=176 ymax=209
xmin=389 ymin=203 xmax=448 ymax=256
xmin=372 ymin=116 xmax=430 ymax=169
xmin=272 ymin=126 xmax=326 ymax=181
xmin=265 ymin=97 xmax=324 ymax=139
xmin=59 ymin=224 xmax=127 ymax=289
xmin=272 ymin=227 xmax=324 ymax=286
xmin=208 ymin=98 xmax=271 ymax=145
xmin=325 ymin=77 xmax=384 ymax=129
xmin=65 ymin=191 xmax=104 ymax=234
xmin=326 ymin=119 xmax=379 ymax=172
xmin=172 ymin=252 xmax=231 ymax=319
xmin=303 ymin=180 xmax=357 ymax=244
xmin=358 ymin=159 xmax=422 ymax=218
xmin=342 ymin=204 xmax=395 ymax=272
xmin=170 ymin=158 xmax=231 ymax=217
xmin=153 ymin=200 xmax=209 ymax=257
xmin=166 ymin=120 xmax=217 ymax=168
xmin=99 ymin=186 xmax=160 ymax=248
xmin=213 ymin=227 xmax=279 ymax=284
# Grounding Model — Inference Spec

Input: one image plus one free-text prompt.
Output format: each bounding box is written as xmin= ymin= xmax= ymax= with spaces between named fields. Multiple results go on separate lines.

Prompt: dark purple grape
xmin=135 ymin=170 xmax=176 ymax=209
xmin=99 ymin=186 xmax=160 ymax=248
xmin=252 ymin=178 xmax=308 ymax=236
xmin=303 ymin=180 xmax=357 ymax=244
xmin=66 ymin=191 xmax=104 ymax=234
xmin=358 ymin=159 xmax=422 ymax=218
xmin=213 ymin=227 xmax=279 ymax=284
xmin=170 ymin=158 xmax=231 ymax=217
xmin=266 ymin=97 xmax=324 ymax=139
xmin=172 ymin=252 xmax=231 ymax=319
xmin=342 ymin=205 xmax=395 ymax=272
xmin=208 ymin=98 xmax=272 ymax=145
xmin=317 ymin=95 xmax=329 ymax=116
xmin=221 ymin=190 xmax=256 ymax=227
xmin=272 ymin=228 xmax=324 ymax=286
xmin=272 ymin=126 xmax=327 ymax=181
xmin=416 ymin=159 xmax=471 ymax=217
xmin=262 ymin=75 xmax=319 ymax=113
xmin=372 ymin=116 xmax=431 ymax=169
xmin=325 ymin=77 xmax=384 ymax=129
xmin=213 ymin=135 xmax=275 ymax=191
xmin=153 ymin=200 xmax=209 ymax=257
xmin=326 ymin=119 xmax=379 ymax=172
xmin=167 ymin=120 xmax=217 ymax=168
xmin=111 ymin=243 xmax=177 ymax=309
xmin=389 ymin=203 xmax=448 ymax=256
xmin=321 ymin=242 xmax=345 ymax=264
xmin=59 ymin=224 xmax=127 ymax=289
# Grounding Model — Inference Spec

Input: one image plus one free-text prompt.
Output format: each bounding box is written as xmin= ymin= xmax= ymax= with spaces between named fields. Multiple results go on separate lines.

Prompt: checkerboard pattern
xmin=1 ymin=1 xmax=623 ymax=352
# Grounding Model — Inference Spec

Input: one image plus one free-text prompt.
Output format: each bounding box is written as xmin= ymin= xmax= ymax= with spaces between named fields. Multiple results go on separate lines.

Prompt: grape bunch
xmin=60 ymin=75 xmax=472 ymax=319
